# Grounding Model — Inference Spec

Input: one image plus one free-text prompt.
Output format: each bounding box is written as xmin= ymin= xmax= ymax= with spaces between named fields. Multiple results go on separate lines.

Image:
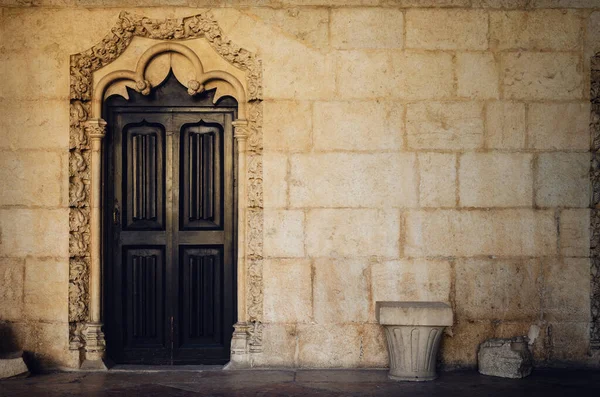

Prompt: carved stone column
xmin=377 ymin=301 xmax=453 ymax=381
xmin=81 ymin=118 xmax=109 ymax=370
xmin=226 ymin=120 xmax=251 ymax=369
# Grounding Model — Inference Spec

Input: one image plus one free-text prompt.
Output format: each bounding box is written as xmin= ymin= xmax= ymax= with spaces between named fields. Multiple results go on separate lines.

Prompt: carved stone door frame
xmin=68 ymin=12 xmax=264 ymax=369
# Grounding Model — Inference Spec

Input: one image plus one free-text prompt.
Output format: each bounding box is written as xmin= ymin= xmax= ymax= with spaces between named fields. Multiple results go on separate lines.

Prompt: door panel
xmin=123 ymin=246 xmax=166 ymax=348
xmin=180 ymin=122 xmax=223 ymax=230
xmin=123 ymin=121 xmax=165 ymax=230
xmin=104 ymin=87 xmax=236 ymax=365
xmin=179 ymin=246 xmax=223 ymax=346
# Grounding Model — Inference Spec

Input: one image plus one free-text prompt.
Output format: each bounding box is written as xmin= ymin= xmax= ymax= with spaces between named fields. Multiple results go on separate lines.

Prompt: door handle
xmin=113 ymin=201 xmax=120 ymax=226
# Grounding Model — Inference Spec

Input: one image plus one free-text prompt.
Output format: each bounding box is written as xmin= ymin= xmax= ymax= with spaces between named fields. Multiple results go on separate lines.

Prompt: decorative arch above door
xmin=68 ymin=12 xmax=264 ymax=369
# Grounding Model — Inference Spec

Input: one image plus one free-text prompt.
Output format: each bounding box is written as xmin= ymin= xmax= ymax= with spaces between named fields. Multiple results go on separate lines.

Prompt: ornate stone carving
xmin=69 ymin=258 xmax=89 ymax=323
xmin=247 ymin=101 xmax=263 ymax=153
xmin=247 ymin=155 xmax=263 ymax=209
xmin=591 ymin=55 xmax=600 ymax=348
xmin=592 ymin=257 xmax=600 ymax=347
xmin=69 ymin=12 xmax=264 ymax=355
xmin=70 ymin=11 xmax=262 ymax=102
xmin=248 ymin=321 xmax=263 ymax=353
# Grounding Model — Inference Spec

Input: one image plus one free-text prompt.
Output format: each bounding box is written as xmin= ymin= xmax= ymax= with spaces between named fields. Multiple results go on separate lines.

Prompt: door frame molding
xmin=68 ymin=11 xmax=264 ymax=369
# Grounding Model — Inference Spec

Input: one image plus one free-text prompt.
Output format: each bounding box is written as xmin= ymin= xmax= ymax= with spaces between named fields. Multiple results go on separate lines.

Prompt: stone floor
xmin=1 ymin=368 xmax=599 ymax=396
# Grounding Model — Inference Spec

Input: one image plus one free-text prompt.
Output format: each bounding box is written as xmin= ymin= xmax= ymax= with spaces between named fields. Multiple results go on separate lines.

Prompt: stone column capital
xmin=84 ymin=118 xmax=107 ymax=141
xmin=232 ymin=119 xmax=249 ymax=142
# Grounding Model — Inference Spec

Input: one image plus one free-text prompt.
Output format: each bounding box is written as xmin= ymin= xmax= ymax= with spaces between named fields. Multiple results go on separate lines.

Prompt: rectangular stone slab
xmin=376 ymin=301 xmax=453 ymax=326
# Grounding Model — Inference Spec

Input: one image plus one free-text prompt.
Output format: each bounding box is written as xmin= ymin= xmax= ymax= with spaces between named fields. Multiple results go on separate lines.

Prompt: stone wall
xmin=0 ymin=0 xmax=599 ymax=369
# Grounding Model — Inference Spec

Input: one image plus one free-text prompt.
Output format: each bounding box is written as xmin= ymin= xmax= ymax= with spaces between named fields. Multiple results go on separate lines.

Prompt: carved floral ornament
xmin=68 ymin=11 xmax=264 ymax=358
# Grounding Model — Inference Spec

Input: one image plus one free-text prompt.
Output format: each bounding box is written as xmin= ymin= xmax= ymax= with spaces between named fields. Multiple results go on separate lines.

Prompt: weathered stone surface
xmin=0 ymin=259 xmax=24 ymax=322
xmin=313 ymin=258 xmax=369 ymax=323
xmin=406 ymin=102 xmax=484 ymax=150
xmin=0 ymin=209 xmax=69 ymax=257
xmin=263 ymin=153 xmax=288 ymax=209
xmin=0 ymin=151 xmax=63 ymax=207
xmin=459 ymin=153 xmax=533 ymax=207
xmin=9 ymin=321 xmax=72 ymax=368
xmin=336 ymin=50 xmax=390 ymax=99
xmin=263 ymin=101 xmax=312 ymax=152
xmin=331 ymin=8 xmax=403 ymax=49
xmin=245 ymin=7 xmax=329 ymax=49
xmin=297 ymin=324 xmax=361 ymax=368
xmin=586 ymin=12 xmax=600 ymax=62
xmin=23 ymin=258 xmax=68 ymax=322
xmin=0 ymin=51 xmax=69 ymax=100
xmin=377 ymin=301 xmax=453 ymax=326
xmin=441 ymin=320 xmax=495 ymax=366
xmin=478 ymin=337 xmax=532 ymax=379
xmin=485 ymin=101 xmax=526 ymax=149
xmin=532 ymin=0 xmax=600 ymax=9
xmin=455 ymin=259 xmax=541 ymax=321
xmin=0 ymin=99 xmax=69 ymax=150
xmin=382 ymin=0 xmax=471 ymax=6
xmin=503 ymin=52 xmax=583 ymax=100
xmin=371 ymin=259 xmax=452 ymax=305
xmin=263 ymin=210 xmax=305 ymax=258
xmin=251 ymin=324 xmax=297 ymax=367
xmin=313 ymin=101 xmax=403 ymax=151
xmin=559 ymin=209 xmax=590 ymax=257
xmin=257 ymin=34 xmax=335 ymax=99
xmin=490 ymin=10 xmax=582 ymax=51
xmin=527 ymin=102 xmax=591 ymax=150
xmin=263 ymin=259 xmax=312 ymax=323
xmin=405 ymin=9 xmax=489 ymax=50
xmin=405 ymin=209 xmax=557 ymax=257
xmin=547 ymin=321 xmax=591 ymax=362
xmin=390 ymin=52 xmax=454 ymax=100
xmin=535 ymin=152 xmax=589 ymax=208
xmin=360 ymin=324 xmax=388 ymax=367
xmin=457 ymin=53 xmax=499 ymax=99
xmin=418 ymin=153 xmax=457 ymax=207
xmin=290 ymin=153 xmax=417 ymax=208
xmin=472 ymin=0 xmax=529 ymax=7
xmin=0 ymin=352 xmax=29 ymax=379
xmin=330 ymin=8 xmax=404 ymax=49
xmin=543 ymin=258 xmax=590 ymax=322
xmin=306 ymin=209 xmax=400 ymax=257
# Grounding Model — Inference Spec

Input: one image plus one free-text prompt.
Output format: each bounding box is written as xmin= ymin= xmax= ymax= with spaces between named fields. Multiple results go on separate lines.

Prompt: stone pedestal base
xmin=224 ymin=322 xmax=251 ymax=370
xmin=376 ymin=301 xmax=453 ymax=382
xmin=81 ymin=322 xmax=110 ymax=370
xmin=0 ymin=351 xmax=29 ymax=379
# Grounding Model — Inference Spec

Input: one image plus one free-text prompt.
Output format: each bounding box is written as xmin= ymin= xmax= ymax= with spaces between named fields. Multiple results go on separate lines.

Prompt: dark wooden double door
xmin=103 ymin=78 xmax=236 ymax=365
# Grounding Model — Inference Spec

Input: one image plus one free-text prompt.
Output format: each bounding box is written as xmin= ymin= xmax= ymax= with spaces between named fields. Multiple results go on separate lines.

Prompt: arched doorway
xmin=102 ymin=72 xmax=238 ymax=364
xmin=68 ymin=15 xmax=265 ymax=368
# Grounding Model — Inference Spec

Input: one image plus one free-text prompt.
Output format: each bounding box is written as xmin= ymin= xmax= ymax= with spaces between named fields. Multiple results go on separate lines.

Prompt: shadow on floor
xmin=1 ymin=368 xmax=599 ymax=396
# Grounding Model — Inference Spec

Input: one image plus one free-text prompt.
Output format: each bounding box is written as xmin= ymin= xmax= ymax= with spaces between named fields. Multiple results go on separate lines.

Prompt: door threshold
xmin=109 ymin=364 xmax=224 ymax=372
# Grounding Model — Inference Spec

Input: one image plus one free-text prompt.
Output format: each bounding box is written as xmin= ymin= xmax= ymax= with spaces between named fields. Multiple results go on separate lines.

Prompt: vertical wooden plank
xmin=132 ymin=135 xmax=138 ymax=220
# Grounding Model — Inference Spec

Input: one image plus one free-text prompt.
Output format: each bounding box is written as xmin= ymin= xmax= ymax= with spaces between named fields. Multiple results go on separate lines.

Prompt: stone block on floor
xmin=0 ymin=351 xmax=29 ymax=379
xmin=478 ymin=337 xmax=532 ymax=379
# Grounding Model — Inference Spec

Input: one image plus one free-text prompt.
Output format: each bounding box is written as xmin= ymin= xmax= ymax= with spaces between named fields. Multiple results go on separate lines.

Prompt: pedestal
xmin=80 ymin=322 xmax=111 ymax=370
xmin=376 ymin=301 xmax=453 ymax=381
xmin=224 ymin=322 xmax=251 ymax=369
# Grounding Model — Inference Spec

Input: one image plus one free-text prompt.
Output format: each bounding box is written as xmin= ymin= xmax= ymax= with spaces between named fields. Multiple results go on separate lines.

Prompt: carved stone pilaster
xmin=225 ymin=322 xmax=251 ymax=369
xmin=592 ymin=56 xmax=600 ymax=348
xmin=80 ymin=323 xmax=109 ymax=370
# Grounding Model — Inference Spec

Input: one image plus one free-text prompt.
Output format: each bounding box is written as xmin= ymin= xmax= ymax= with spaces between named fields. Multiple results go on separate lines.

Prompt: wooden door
xmin=103 ymin=75 xmax=236 ymax=365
